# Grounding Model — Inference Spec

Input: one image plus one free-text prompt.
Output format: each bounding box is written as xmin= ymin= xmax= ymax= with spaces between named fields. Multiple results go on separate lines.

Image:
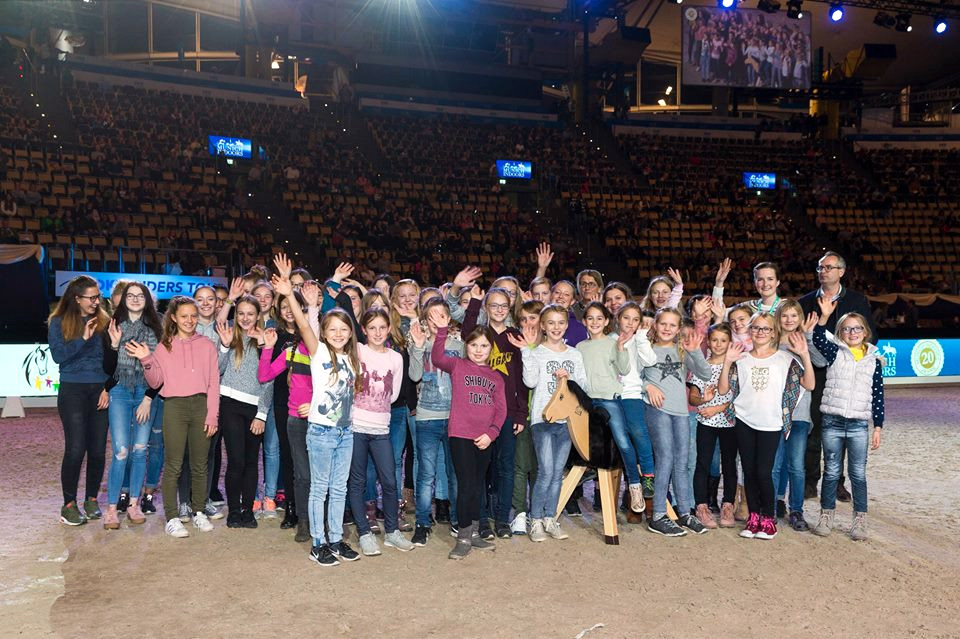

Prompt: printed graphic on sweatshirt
xmin=750 ymin=366 xmax=770 ymax=392
xmin=655 ymin=353 xmax=684 ymax=382
xmin=419 ymin=348 xmax=460 ymax=412
xmin=317 ymin=360 xmax=355 ymax=428
xmin=464 ymin=374 xmax=498 ymax=406
xmin=355 ymin=361 xmax=396 ymax=413
xmin=488 ymin=342 xmax=512 ymax=376
xmin=545 ymin=360 xmax=577 ymax=396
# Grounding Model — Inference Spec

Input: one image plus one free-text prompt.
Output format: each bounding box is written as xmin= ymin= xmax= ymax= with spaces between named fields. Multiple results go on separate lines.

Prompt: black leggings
xmin=220 ymin=397 xmax=262 ymax=513
xmin=275 ymin=402 xmax=295 ymax=512
xmin=449 ymin=436 xmax=492 ymax=528
xmin=58 ymin=382 xmax=109 ymax=505
xmin=735 ymin=419 xmax=781 ymax=518
xmin=694 ymin=423 xmax=738 ymax=506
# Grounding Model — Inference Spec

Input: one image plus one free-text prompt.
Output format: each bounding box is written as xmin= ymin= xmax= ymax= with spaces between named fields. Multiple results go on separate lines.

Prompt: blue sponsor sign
xmin=55 ymin=271 xmax=227 ymax=300
xmin=877 ymin=338 xmax=960 ymax=379
xmin=743 ymin=172 xmax=776 ymax=189
xmin=208 ymin=135 xmax=252 ymax=159
xmin=496 ymin=160 xmax=533 ymax=179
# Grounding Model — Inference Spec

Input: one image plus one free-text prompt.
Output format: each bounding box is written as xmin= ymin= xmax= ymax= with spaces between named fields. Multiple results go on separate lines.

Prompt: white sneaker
xmin=510 ymin=511 xmax=528 ymax=536
xmin=165 ymin=517 xmax=189 ymax=538
xmin=178 ymin=502 xmax=192 ymax=523
xmin=358 ymin=532 xmax=382 ymax=556
xmin=384 ymin=530 xmax=415 ymax=552
xmin=204 ymin=500 xmax=225 ymax=520
xmin=193 ymin=512 xmax=214 ymax=533
xmin=544 ymin=517 xmax=569 ymax=540
xmin=529 ymin=518 xmax=548 ymax=543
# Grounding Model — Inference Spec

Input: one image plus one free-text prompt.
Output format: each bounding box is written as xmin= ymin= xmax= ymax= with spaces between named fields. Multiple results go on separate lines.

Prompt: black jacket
xmin=798 ymin=285 xmax=877 ymax=347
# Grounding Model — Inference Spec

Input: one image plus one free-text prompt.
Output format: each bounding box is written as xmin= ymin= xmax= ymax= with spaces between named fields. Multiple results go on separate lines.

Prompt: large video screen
xmin=681 ymin=6 xmax=812 ymax=89
xmin=208 ymin=135 xmax=252 ymax=159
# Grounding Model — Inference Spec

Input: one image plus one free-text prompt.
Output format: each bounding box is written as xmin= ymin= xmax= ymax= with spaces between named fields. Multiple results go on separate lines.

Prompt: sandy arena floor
xmin=1 ymin=386 xmax=958 ymax=639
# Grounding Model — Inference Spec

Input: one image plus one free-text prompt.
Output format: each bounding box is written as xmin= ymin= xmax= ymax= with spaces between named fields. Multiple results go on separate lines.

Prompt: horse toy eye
xmin=559 ymin=394 xmax=564 ymax=400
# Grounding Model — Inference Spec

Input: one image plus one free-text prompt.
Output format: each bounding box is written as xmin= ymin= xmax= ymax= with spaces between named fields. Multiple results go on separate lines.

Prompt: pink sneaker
xmin=755 ymin=516 xmax=778 ymax=540
xmin=739 ymin=512 xmax=761 ymax=538
xmin=126 ymin=501 xmax=146 ymax=525
xmin=262 ymin=497 xmax=278 ymax=519
xmin=695 ymin=504 xmax=718 ymax=529
xmin=103 ymin=508 xmax=120 ymax=530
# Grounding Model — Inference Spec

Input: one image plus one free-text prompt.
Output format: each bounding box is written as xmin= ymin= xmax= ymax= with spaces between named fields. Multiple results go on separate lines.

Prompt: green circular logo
xmin=910 ymin=339 xmax=944 ymax=377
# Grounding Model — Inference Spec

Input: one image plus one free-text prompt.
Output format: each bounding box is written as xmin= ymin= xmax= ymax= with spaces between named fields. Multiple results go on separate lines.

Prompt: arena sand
xmin=1 ymin=386 xmax=958 ymax=639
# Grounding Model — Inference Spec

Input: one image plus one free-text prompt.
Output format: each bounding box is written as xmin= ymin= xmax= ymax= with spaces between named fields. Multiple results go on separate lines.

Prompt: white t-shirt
xmin=732 ymin=350 xmax=797 ymax=432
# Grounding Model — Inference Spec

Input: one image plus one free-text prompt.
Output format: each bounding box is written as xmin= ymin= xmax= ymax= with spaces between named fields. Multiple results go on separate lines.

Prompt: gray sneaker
xmin=383 ymin=530 xmax=414 ymax=552
xmin=204 ymin=500 xmax=225 ymax=520
xmin=529 ymin=518 xmax=548 ymax=542
xmin=448 ymin=540 xmax=472 ymax=560
xmin=812 ymin=509 xmax=835 ymax=537
xmin=544 ymin=517 xmax=569 ymax=540
xmin=849 ymin=512 xmax=868 ymax=541
xmin=178 ymin=502 xmax=192 ymax=523
xmin=358 ymin=532 xmax=382 ymax=556
xmin=470 ymin=524 xmax=496 ymax=551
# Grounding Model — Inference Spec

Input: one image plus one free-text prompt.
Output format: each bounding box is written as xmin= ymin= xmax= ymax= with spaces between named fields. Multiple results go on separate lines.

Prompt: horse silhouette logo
xmin=22 ymin=345 xmax=58 ymax=392
xmin=881 ymin=343 xmax=897 ymax=377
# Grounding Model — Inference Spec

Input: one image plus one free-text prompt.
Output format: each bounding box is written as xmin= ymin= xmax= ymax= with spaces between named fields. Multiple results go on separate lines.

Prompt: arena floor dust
xmin=1 ymin=386 xmax=958 ymax=639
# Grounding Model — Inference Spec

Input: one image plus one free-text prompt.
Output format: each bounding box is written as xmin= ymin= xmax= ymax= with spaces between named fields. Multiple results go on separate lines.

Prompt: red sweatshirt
xmin=431 ymin=327 xmax=507 ymax=442
xmin=142 ymin=333 xmax=220 ymax=423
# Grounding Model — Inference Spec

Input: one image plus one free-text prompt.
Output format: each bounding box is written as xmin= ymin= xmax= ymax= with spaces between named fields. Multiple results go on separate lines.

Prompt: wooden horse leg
xmin=597 ymin=468 xmax=620 ymax=545
xmin=556 ymin=466 xmax=586 ymax=519
xmin=666 ymin=500 xmax=678 ymax=521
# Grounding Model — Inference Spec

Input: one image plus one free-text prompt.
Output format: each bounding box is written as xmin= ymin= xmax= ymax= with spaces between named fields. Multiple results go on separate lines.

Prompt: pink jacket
xmin=142 ymin=333 xmax=220 ymax=423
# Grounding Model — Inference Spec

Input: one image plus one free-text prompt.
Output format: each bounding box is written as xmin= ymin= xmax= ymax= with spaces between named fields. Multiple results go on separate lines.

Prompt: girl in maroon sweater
xmin=428 ymin=307 xmax=506 ymax=560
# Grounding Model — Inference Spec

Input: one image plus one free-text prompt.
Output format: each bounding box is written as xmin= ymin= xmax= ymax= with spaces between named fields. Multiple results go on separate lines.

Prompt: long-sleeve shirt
xmin=431 ymin=327 xmax=507 ymax=441
xmin=641 ymin=345 xmax=712 ymax=416
xmin=48 ymin=316 xmax=107 ymax=384
xmin=219 ymin=342 xmax=275 ymax=421
xmin=520 ymin=342 xmax=587 ymax=425
xmin=142 ymin=334 xmax=220 ymax=422
xmin=103 ymin=345 xmax=160 ymax=398
xmin=564 ymin=311 xmax=588 ymax=346
xmin=577 ymin=336 xmax=630 ymax=399
xmin=353 ymin=343 xmax=404 ymax=434
xmin=408 ymin=332 xmax=464 ymax=421
xmin=460 ymin=297 xmax=528 ymax=424
xmin=615 ymin=331 xmax=657 ymax=400
xmin=258 ymin=340 xmax=312 ymax=419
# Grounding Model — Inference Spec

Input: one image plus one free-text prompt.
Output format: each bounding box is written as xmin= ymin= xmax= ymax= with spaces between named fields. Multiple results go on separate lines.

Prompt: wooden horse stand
xmin=542 ymin=378 xmax=623 ymax=545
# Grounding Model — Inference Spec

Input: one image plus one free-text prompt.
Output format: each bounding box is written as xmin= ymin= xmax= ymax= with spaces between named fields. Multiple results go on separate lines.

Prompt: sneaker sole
xmin=739 ymin=530 xmax=757 ymax=538
xmin=529 ymin=535 xmax=548 ymax=543
xmin=647 ymin=525 xmax=686 ymax=537
xmin=207 ymin=512 xmax=225 ymax=521
xmin=332 ymin=553 xmax=360 ymax=562
xmin=60 ymin=517 xmax=85 ymax=526
xmin=166 ymin=531 xmax=190 ymax=538
xmin=755 ymin=533 xmax=777 ymax=540
xmin=309 ymin=555 xmax=339 ymax=567
xmin=361 ymin=549 xmax=382 ymax=556
xmin=384 ymin=542 xmax=414 ymax=552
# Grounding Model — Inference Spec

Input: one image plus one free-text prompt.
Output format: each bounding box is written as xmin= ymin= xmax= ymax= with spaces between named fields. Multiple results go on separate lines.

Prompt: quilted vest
xmin=820 ymin=339 xmax=880 ymax=421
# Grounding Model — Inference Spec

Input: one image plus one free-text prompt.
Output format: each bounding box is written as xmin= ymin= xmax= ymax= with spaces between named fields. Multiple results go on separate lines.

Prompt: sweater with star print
xmin=641 ymin=344 xmax=713 ymax=416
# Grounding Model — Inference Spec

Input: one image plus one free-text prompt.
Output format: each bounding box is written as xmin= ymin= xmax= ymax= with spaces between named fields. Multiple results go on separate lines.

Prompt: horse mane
xmin=565 ymin=380 xmax=594 ymax=413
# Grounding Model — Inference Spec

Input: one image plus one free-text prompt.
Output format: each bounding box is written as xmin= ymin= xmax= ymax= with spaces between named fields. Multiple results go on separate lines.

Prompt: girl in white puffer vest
xmin=810 ymin=297 xmax=885 ymax=542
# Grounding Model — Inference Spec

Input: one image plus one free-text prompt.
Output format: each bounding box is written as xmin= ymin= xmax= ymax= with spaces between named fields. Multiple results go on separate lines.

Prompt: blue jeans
xmin=596 ymin=399 xmax=639 ymax=486
xmin=414 ymin=419 xmax=457 ymax=526
xmin=772 ymin=420 xmax=810 ymax=513
xmin=262 ymin=406 xmax=279 ymax=499
xmin=389 ymin=406 xmax=410 ymax=494
xmin=530 ymin=421 xmax=572 ymax=520
xmin=144 ymin=398 xmax=164 ymax=489
xmin=620 ymin=398 xmax=655 ymax=477
xmin=820 ymin=415 xmax=869 ymax=513
xmin=646 ymin=406 xmax=694 ymax=518
xmin=306 ymin=423 xmax=354 ymax=545
xmin=687 ymin=409 xmax=698 ymax=496
xmin=106 ymin=384 xmax=151 ymax=505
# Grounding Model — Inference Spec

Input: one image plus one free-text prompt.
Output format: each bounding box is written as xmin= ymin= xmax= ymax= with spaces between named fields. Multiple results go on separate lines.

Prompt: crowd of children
xmin=49 ymin=246 xmax=885 ymax=563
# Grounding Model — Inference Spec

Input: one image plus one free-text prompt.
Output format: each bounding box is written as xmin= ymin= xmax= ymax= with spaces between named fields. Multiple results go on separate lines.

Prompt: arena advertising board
xmin=55 ymin=271 xmax=227 ymax=300
xmin=207 ymin=135 xmax=253 ymax=159
xmin=496 ymin=160 xmax=533 ymax=179
xmin=0 ymin=344 xmax=60 ymax=397
xmin=877 ymin=339 xmax=960 ymax=380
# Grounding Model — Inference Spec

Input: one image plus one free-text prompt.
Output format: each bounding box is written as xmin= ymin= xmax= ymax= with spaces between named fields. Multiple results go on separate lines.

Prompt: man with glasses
xmin=799 ymin=252 xmax=876 ymax=501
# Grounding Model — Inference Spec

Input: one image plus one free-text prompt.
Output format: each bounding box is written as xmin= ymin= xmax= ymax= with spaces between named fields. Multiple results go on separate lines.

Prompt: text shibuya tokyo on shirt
xmin=464 ymin=374 xmax=498 ymax=406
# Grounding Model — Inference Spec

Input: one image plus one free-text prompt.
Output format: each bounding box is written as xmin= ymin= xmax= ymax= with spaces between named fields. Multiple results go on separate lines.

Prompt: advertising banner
xmin=55 ymin=271 xmax=227 ymax=300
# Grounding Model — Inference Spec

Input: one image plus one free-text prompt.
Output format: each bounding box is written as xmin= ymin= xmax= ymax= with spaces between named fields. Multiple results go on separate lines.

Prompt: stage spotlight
xmin=874 ymin=11 xmax=896 ymax=28
xmin=668 ymin=0 xmax=683 ymax=4
xmin=895 ymin=13 xmax=912 ymax=32
xmin=934 ymin=18 xmax=947 ymax=34
xmin=786 ymin=0 xmax=802 ymax=19
xmin=829 ymin=3 xmax=844 ymax=22
xmin=718 ymin=0 xmax=736 ymax=9
xmin=758 ymin=0 xmax=781 ymax=13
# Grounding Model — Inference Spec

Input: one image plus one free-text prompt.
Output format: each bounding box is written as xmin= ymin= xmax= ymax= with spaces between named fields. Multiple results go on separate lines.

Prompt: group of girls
xmin=50 ymin=244 xmax=885 ymax=561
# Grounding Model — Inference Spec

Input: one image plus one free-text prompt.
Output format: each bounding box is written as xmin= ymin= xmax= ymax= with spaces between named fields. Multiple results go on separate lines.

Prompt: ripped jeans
xmin=106 ymin=384 xmax=151 ymax=505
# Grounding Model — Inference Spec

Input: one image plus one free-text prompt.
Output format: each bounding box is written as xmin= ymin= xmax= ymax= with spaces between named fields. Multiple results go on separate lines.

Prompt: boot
xmin=707 ymin=476 xmax=721 ymax=514
xmin=849 ymin=512 xmax=868 ymax=541
xmin=402 ymin=488 xmax=416 ymax=513
xmin=469 ymin=520 xmax=495 ymax=551
xmin=734 ymin=485 xmax=749 ymax=522
xmin=294 ymin=518 xmax=311 ymax=543
xmin=397 ymin=501 xmax=414 ymax=532
xmin=280 ymin=507 xmax=298 ymax=530
xmin=365 ymin=500 xmax=381 ymax=534
xmin=435 ymin=499 xmax=451 ymax=524
xmin=449 ymin=523 xmax=473 ymax=560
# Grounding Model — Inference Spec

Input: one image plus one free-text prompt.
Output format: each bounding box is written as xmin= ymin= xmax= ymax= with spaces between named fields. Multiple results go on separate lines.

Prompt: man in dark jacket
xmin=799 ymin=251 xmax=876 ymax=502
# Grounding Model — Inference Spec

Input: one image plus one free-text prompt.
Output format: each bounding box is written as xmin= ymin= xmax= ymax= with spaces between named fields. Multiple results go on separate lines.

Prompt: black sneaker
xmin=280 ymin=509 xmax=298 ymax=530
xmin=495 ymin=521 xmax=513 ymax=539
xmin=141 ymin=493 xmax=157 ymax=514
xmin=565 ymin=498 xmax=582 ymax=517
xmin=478 ymin=520 xmax=495 ymax=541
xmin=310 ymin=544 xmax=339 ymax=567
xmin=449 ymin=522 xmax=459 ymax=538
xmin=241 ymin=509 xmax=258 ymax=529
xmin=226 ymin=510 xmax=243 ymax=528
xmin=331 ymin=540 xmax=360 ymax=562
xmin=117 ymin=492 xmax=130 ymax=513
xmin=776 ymin=499 xmax=787 ymax=519
xmin=788 ymin=511 xmax=810 ymax=532
xmin=435 ymin=499 xmax=451 ymax=524
xmin=678 ymin=513 xmax=708 ymax=535
xmin=642 ymin=476 xmax=655 ymax=500
xmin=647 ymin=515 xmax=687 ymax=537
xmin=411 ymin=525 xmax=431 ymax=547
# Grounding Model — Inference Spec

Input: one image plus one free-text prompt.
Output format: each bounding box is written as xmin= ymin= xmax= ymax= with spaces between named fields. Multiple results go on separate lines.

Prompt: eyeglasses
xmin=580 ymin=282 xmax=599 ymax=289
xmin=125 ymin=293 xmax=146 ymax=301
xmin=816 ymin=265 xmax=843 ymax=273
xmin=77 ymin=294 xmax=101 ymax=302
xmin=840 ymin=326 xmax=865 ymax=334
xmin=749 ymin=326 xmax=774 ymax=334
xmin=488 ymin=303 xmax=511 ymax=311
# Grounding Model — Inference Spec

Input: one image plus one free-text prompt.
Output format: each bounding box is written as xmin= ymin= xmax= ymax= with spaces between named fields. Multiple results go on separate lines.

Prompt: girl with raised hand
xmin=688 ymin=323 xmax=737 ymax=529
xmin=214 ymin=295 xmax=274 ymax=529
xmin=428 ymin=307 xmax=507 ymax=560
xmin=128 ymin=296 xmax=219 ymax=538
xmin=510 ymin=300 xmax=544 ymax=535
xmin=460 ymin=285 xmax=528 ymax=540
xmin=49 ymin=275 xmax=111 ymax=526
xmin=641 ymin=308 xmax=714 ymax=537
xmin=101 ymin=282 xmax=163 ymax=529
xmin=349 ymin=308 xmax=415 ymax=556
xmin=810 ymin=298 xmax=885 ymax=542
xmin=509 ymin=304 xmax=587 ymax=543
xmin=639 ymin=268 xmax=684 ymax=315
xmin=717 ymin=313 xmax=814 ymax=541
xmin=407 ymin=298 xmax=464 ymax=546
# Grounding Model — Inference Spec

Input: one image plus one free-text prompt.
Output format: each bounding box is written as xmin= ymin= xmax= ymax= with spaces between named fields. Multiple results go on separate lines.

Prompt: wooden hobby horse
xmin=542 ymin=378 xmax=623 ymax=544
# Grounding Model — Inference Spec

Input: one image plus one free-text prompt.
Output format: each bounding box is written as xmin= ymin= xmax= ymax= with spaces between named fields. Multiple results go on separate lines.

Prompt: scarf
xmin=116 ymin=318 xmax=159 ymax=391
